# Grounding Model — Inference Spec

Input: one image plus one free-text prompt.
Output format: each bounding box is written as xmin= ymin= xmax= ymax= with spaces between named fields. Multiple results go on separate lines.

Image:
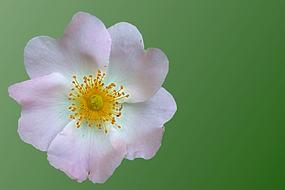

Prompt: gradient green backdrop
xmin=0 ymin=0 xmax=284 ymax=189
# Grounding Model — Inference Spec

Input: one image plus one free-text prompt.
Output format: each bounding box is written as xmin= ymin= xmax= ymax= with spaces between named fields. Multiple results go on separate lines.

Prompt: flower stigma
xmin=88 ymin=94 xmax=104 ymax=111
xmin=68 ymin=70 xmax=129 ymax=133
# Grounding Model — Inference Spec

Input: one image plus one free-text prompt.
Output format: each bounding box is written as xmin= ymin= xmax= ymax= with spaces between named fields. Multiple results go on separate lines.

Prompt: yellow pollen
xmin=68 ymin=70 xmax=129 ymax=133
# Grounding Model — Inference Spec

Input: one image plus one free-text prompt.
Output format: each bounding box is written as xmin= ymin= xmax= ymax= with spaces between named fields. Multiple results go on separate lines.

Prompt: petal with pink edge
xmin=119 ymin=88 xmax=177 ymax=160
xmin=8 ymin=73 xmax=70 ymax=151
xmin=107 ymin=22 xmax=169 ymax=103
xmin=25 ymin=12 xmax=111 ymax=79
xmin=47 ymin=122 xmax=126 ymax=183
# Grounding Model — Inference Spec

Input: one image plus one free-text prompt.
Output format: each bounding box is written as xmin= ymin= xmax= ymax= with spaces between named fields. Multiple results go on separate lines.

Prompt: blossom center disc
xmin=68 ymin=70 xmax=129 ymax=133
xmin=88 ymin=94 xmax=104 ymax=111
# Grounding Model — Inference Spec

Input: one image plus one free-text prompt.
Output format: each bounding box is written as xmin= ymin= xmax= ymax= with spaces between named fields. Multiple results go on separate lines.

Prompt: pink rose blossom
xmin=8 ymin=12 xmax=176 ymax=183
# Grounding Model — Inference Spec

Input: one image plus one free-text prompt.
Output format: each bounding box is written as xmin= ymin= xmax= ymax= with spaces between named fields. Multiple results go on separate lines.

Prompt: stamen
xmin=68 ymin=70 xmax=129 ymax=132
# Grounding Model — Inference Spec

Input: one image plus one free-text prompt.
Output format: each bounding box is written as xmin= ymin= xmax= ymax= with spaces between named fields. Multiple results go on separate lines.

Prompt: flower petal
xmin=25 ymin=12 xmax=111 ymax=79
xmin=88 ymin=127 xmax=126 ymax=183
xmin=47 ymin=122 xmax=126 ymax=183
xmin=47 ymin=121 xmax=90 ymax=182
xmin=107 ymin=22 xmax=169 ymax=103
xmin=119 ymin=88 xmax=176 ymax=160
xmin=8 ymin=73 xmax=70 ymax=151
xmin=61 ymin=12 xmax=111 ymax=69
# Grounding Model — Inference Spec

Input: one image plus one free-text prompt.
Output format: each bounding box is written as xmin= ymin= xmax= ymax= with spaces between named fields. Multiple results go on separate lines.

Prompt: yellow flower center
xmin=88 ymin=94 xmax=104 ymax=111
xmin=68 ymin=70 xmax=129 ymax=133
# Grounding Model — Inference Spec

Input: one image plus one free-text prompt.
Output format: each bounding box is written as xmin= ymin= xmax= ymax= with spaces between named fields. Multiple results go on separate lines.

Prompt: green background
xmin=0 ymin=0 xmax=284 ymax=189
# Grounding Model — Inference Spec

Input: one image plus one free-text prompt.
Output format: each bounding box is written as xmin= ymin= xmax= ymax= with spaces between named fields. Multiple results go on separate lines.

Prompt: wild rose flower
xmin=8 ymin=12 xmax=176 ymax=183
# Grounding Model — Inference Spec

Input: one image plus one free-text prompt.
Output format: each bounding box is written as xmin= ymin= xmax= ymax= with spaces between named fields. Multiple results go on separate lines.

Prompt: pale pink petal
xmin=107 ymin=22 xmax=169 ymax=103
xmin=119 ymin=88 xmax=176 ymax=160
xmin=88 ymin=128 xmax=126 ymax=183
xmin=24 ymin=36 xmax=97 ymax=79
xmin=8 ymin=73 xmax=70 ymax=151
xmin=47 ymin=123 xmax=126 ymax=183
xmin=60 ymin=12 xmax=111 ymax=69
xmin=25 ymin=12 xmax=111 ymax=79
xmin=47 ymin=121 xmax=90 ymax=182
